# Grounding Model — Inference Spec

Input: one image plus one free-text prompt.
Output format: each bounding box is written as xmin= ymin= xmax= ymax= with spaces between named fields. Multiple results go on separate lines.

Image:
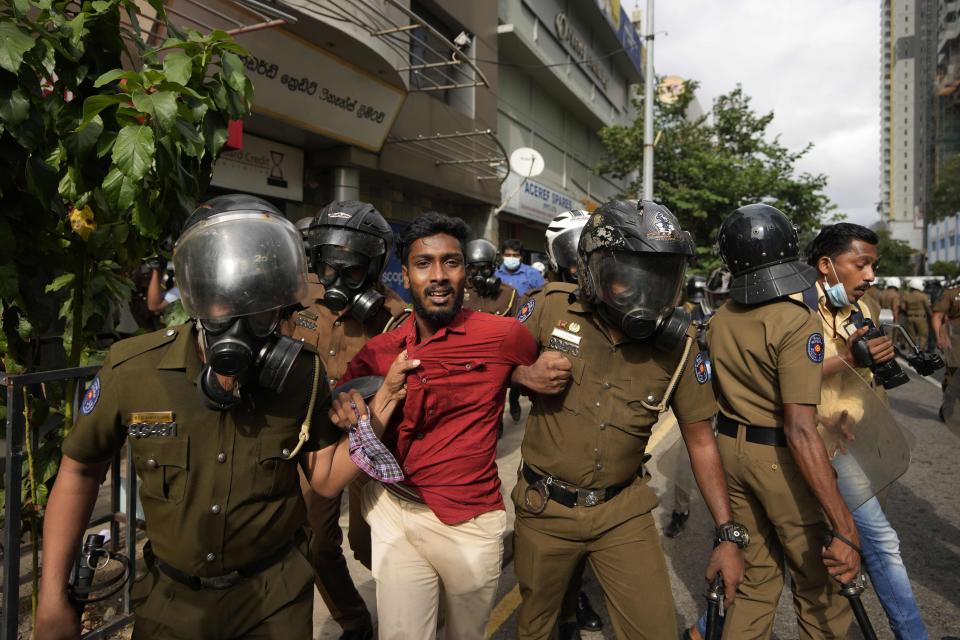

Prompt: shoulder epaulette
xmin=109 ymin=324 xmax=182 ymax=367
xmin=542 ymin=281 xmax=577 ymax=296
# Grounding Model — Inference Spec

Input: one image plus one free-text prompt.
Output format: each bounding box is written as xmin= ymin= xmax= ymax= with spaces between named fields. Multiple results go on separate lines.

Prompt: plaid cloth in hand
xmin=348 ymin=412 xmax=404 ymax=484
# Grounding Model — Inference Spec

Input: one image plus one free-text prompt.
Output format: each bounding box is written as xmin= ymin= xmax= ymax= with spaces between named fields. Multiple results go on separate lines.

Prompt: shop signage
xmin=235 ymin=27 xmax=407 ymax=151
xmin=554 ymin=13 xmax=609 ymax=89
xmin=501 ymin=174 xmax=576 ymax=225
xmin=211 ymin=133 xmax=304 ymax=201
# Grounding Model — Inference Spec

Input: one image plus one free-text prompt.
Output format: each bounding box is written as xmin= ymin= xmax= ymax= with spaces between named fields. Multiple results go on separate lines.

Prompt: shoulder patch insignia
xmin=80 ymin=375 xmax=101 ymax=416
xmin=694 ymin=351 xmax=711 ymax=384
xmin=807 ymin=332 xmax=825 ymax=363
xmin=517 ymin=299 xmax=535 ymax=323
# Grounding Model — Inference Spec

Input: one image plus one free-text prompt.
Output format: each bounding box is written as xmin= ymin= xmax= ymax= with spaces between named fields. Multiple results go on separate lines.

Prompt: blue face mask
xmin=503 ymin=256 xmax=521 ymax=271
xmin=823 ymin=259 xmax=850 ymax=308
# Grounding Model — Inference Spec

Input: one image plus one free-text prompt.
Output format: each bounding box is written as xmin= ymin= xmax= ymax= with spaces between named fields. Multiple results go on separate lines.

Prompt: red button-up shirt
xmin=342 ymin=308 xmax=538 ymax=524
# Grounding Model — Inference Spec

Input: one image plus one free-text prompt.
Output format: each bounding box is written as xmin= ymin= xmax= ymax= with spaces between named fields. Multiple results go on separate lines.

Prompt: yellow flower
xmin=69 ymin=205 xmax=96 ymax=241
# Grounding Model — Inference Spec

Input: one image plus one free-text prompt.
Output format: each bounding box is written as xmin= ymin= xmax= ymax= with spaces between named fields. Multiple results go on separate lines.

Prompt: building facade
xmin=927 ymin=212 xmax=960 ymax=264
xmin=495 ymin=0 xmax=642 ymax=258
xmin=879 ymin=0 xmax=938 ymax=253
xmin=170 ymin=0 xmax=505 ymax=299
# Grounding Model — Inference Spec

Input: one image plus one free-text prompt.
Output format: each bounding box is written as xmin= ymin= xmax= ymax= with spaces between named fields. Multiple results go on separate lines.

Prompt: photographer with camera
xmin=806 ymin=223 xmax=929 ymax=639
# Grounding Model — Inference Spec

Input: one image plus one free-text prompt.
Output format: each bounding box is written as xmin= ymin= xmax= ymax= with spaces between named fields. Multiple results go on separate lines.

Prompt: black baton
xmin=704 ymin=573 xmax=724 ymax=640
xmin=824 ymin=533 xmax=877 ymax=640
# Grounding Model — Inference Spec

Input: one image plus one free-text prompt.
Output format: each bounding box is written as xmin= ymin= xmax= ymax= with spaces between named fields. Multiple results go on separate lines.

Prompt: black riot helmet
xmin=686 ymin=275 xmax=706 ymax=303
xmin=464 ymin=239 xmax=502 ymax=296
xmin=174 ymin=194 xmax=308 ymax=409
xmin=716 ymin=203 xmax=818 ymax=305
xmin=577 ymin=200 xmax=695 ymax=348
xmin=308 ymin=200 xmax=394 ymax=322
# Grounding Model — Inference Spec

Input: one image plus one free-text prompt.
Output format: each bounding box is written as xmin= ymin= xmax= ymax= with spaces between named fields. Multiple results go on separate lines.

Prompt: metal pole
xmin=642 ymin=0 xmax=655 ymax=201
xmin=2 ymin=380 xmax=25 ymax=640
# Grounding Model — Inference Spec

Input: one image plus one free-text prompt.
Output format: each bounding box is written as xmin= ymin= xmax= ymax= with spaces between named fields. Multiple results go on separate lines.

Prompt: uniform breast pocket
xmin=132 ymin=438 xmax=189 ymax=505
xmin=555 ymin=355 xmax=586 ymax=415
xmin=254 ymin=431 xmax=301 ymax=499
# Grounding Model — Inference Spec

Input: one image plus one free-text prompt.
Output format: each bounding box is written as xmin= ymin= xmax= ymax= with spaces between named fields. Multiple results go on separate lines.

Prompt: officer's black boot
xmin=576 ymin=591 xmax=602 ymax=631
xmin=664 ymin=511 xmax=689 ymax=538
xmin=558 ymin=620 xmax=582 ymax=640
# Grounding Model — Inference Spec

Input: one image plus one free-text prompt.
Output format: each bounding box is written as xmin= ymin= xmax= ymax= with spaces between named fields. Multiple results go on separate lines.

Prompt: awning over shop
xmin=384 ymin=129 xmax=508 ymax=184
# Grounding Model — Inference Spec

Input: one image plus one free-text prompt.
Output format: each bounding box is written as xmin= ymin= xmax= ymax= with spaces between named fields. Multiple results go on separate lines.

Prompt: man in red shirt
xmin=340 ymin=212 xmax=541 ymax=640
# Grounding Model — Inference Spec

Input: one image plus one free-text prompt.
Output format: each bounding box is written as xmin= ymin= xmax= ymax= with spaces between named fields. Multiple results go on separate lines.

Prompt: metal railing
xmin=2 ymin=366 xmax=139 ymax=640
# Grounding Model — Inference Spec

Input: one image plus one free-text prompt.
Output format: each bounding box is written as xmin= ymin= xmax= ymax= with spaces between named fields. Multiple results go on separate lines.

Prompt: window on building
xmin=950 ymin=235 xmax=956 ymax=247
xmin=408 ymin=2 xmax=465 ymax=106
xmin=942 ymin=237 xmax=947 ymax=249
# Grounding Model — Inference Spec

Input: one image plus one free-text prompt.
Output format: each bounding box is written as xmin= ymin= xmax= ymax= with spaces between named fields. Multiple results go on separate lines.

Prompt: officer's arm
xmin=782 ymin=403 xmax=860 ymax=582
xmin=36 ymin=456 xmax=111 ymax=638
xmin=680 ymin=420 xmax=734 ymax=525
xmin=933 ymin=311 xmax=951 ymax=350
xmin=301 ymin=437 xmax=359 ymax=498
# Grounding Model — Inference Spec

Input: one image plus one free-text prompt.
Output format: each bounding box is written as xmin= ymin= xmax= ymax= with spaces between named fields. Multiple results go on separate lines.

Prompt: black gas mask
xmin=316 ymin=245 xmax=385 ymax=323
xmin=198 ymin=309 xmax=303 ymax=410
xmin=467 ymin=262 xmax=501 ymax=296
xmin=590 ymin=252 xmax=689 ymax=350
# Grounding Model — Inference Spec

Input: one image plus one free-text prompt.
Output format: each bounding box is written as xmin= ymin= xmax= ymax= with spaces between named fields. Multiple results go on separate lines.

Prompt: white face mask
xmin=503 ymin=256 xmax=521 ymax=271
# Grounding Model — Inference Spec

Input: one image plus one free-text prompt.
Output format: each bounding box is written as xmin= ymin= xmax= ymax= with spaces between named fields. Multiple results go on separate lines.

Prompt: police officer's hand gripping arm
xmin=311 ymin=350 xmax=420 ymax=493
xmin=933 ymin=310 xmax=951 ymax=351
xmin=511 ymin=350 xmax=572 ymax=393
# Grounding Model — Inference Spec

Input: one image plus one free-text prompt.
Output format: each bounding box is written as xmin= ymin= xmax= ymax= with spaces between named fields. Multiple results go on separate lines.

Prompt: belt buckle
xmin=200 ymin=571 xmax=242 ymax=590
xmin=577 ymin=488 xmax=602 ymax=507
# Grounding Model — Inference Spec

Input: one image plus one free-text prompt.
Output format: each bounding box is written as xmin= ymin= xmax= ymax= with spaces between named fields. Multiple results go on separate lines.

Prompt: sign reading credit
xmin=211 ymin=133 xmax=304 ymax=201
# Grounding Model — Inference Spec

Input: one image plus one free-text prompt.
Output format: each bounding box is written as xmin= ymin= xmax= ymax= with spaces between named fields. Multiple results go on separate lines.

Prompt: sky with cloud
xmin=632 ymin=1 xmax=881 ymax=226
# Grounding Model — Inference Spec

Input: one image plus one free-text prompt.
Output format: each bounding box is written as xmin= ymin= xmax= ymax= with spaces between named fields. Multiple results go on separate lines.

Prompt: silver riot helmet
xmin=309 ymin=200 xmax=394 ymax=323
xmin=577 ymin=200 xmax=695 ymax=348
xmin=545 ymin=209 xmax=589 ymax=282
xmin=703 ymin=267 xmax=733 ymax=315
xmin=465 ymin=239 xmax=502 ymax=296
xmin=174 ymin=194 xmax=308 ymax=409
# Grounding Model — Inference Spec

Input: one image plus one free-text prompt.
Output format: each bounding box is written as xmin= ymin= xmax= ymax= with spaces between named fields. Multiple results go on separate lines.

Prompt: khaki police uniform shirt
xmin=463 ymin=281 xmax=519 ymax=317
xmin=880 ymin=288 xmax=900 ymax=311
xmin=900 ymin=289 xmax=931 ymax=317
xmin=708 ymin=297 xmax=824 ymax=427
xmin=518 ymin=283 xmax=717 ymax=497
xmin=63 ymin=324 xmax=339 ymax=576
xmin=285 ymin=284 xmax=409 ymax=388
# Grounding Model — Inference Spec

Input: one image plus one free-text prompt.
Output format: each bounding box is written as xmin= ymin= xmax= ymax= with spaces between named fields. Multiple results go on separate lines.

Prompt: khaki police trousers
xmin=718 ymin=426 xmax=852 ymax=640
xmin=300 ymin=473 xmax=373 ymax=631
xmin=905 ymin=314 xmax=929 ymax=349
xmin=131 ymin=540 xmax=314 ymax=639
xmin=512 ymin=475 xmax=676 ymax=640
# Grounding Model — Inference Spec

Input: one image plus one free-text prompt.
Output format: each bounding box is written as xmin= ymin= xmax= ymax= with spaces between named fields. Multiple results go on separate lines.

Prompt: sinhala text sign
xmin=235 ymin=28 xmax=407 ymax=152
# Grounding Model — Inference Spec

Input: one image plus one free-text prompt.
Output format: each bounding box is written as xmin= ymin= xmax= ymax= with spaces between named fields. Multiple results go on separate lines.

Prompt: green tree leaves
xmin=0 ymin=22 xmax=35 ymax=73
xmin=598 ymin=80 xmax=834 ymax=260
xmin=112 ymin=124 xmax=155 ymax=181
xmin=931 ymin=155 xmax=960 ymax=223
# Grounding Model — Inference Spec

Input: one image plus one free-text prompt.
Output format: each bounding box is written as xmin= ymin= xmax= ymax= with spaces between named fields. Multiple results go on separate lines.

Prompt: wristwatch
xmin=715 ymin=521 xmax=750 ymax=549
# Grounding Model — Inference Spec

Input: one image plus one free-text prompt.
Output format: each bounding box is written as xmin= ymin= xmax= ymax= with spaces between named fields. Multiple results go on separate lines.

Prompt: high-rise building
xmin=879 ymin=0 xmax=938 ymax=254
xmin=936 ymin=1 xmax=960 ymax=173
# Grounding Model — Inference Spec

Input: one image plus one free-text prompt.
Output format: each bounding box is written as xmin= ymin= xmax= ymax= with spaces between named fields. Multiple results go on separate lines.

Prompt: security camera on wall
xmin=454 ymin=31 xmax=472 ymax=49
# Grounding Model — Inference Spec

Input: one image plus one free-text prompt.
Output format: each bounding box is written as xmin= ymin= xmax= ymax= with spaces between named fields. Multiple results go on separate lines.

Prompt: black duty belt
xmin=149 ymin=531 xmax=302 ymax=591
xmin=717 ymin=414 xmax=788 ymax=447
xmin=521 ymin=463 xmax=631 ymax=509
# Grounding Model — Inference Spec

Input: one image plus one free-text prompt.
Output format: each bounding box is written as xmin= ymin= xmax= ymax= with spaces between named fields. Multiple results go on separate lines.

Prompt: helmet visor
xmin=174 ymin=212 xmax=308 ymax=320
xmin=588 ymin=251 xmax=686 ymax=318
xmin=550 ymin=228 xmax=581 ymax=270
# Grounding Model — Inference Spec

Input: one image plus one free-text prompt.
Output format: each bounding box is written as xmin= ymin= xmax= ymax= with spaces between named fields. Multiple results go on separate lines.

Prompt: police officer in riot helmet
xmin=545 ymin=209 xmax=590 ymax=283
xmin=175 ymin=194 xmax=312 ymax=409
xmin=295 ymin=216 xmax=313 ymax=259
xmin=511 ymin=200 xmax=741 ymax=639
xmin=703 ymin=267 xmax=733 ymax=316
xmin=308 ymin=200 xmax=395 ymax=323
xmin=687 ymin=275 xmax=707 ymax=305
xmin=463 ymin=239 xmax=520 ymax=317
xmin=577 ymin=201 xmax=693 ymax=348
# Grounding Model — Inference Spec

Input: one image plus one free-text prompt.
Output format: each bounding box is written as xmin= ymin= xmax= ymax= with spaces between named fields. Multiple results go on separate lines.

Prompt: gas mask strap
xmin=640 ymin=334 xmax=694 ymax=413
xmin=283 ymin=353 xmax=321 ymax=461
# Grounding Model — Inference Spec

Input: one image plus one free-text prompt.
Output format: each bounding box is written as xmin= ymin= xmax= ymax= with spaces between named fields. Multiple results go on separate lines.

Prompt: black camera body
xmin=849 ymin=318 xmax=910 ymax=389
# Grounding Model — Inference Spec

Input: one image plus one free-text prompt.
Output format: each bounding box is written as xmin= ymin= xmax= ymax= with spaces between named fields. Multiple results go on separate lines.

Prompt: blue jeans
xmin=693 ymin=458 xmax=928 ymax=640
xmin=833 ymin=452 xmax=928 ymax=640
